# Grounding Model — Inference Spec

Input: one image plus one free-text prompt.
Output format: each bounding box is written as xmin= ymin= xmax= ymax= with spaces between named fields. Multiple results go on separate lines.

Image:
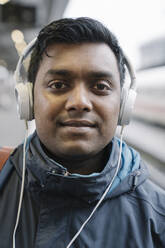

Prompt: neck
xmin=42 ymin=143 xmax=112 ymax=175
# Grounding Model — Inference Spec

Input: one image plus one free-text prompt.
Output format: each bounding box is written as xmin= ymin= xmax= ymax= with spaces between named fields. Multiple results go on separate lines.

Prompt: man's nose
xmin=65 ymin=84 xmax=92 ymax=112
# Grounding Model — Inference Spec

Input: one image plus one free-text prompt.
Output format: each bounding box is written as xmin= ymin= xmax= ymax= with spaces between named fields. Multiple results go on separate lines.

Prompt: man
xmin=0 ymin=17 xmax=165 ymax=248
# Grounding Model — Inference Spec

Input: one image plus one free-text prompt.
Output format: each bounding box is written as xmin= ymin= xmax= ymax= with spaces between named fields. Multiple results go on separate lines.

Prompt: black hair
xmin=28 ymin=17 xmax=125 ymax=86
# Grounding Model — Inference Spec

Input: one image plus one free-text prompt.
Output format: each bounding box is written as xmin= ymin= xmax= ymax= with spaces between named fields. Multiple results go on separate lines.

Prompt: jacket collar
xmin=25 ymin=132 xmax=122 ymax=203
xmin=12 ymin=132 xmax=148 ymax=204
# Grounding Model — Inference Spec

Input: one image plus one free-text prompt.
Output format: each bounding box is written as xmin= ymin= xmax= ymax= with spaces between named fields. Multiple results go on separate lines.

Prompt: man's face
xmin=34 ymin=43 xmax=121 ymax=160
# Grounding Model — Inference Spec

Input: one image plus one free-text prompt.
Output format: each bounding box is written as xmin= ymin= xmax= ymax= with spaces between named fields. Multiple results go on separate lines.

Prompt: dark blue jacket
xmin=0 ymin=132 xmax=165 ymax=248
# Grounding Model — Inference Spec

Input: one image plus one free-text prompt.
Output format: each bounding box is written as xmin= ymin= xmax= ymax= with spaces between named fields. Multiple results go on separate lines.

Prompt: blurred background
xmin=0 ymin=0 xmax=165 ymax=187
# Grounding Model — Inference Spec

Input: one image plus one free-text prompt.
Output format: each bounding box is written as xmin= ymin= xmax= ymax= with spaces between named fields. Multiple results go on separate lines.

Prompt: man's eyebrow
xmin=45 ymin=69 xmax=72 ymax=77
xmin=87 ymin=71 xmax=114 ymax=79
xmin=45 ymin=69 xmax=114 ymax=79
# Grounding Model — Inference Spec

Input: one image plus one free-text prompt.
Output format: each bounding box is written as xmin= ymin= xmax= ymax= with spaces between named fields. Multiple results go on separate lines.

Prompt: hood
xmin=11 ymin=132 xmax=149 ymax=204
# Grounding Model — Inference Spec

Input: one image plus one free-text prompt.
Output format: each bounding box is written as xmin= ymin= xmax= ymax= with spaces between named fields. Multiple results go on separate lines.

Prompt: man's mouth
xmin=60 ymin=120 xmax=97 ymax=128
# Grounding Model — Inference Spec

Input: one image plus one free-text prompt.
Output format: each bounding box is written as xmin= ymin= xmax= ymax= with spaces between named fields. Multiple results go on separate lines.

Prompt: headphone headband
xmin=14 ymin=38 xmax=37 ymax=84
xmin=124 ymin=54 xmax=136 ymax=90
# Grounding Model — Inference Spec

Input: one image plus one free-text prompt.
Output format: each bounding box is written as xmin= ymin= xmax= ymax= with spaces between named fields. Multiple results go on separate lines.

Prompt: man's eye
xmin=93 ymin=81 xmax=111 ymax=91
xmin=48 ymin=81 xmax=67 ymax=90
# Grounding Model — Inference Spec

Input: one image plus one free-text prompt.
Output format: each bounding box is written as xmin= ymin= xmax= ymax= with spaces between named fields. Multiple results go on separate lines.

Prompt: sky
xmin=64 ymin=0 xmax=165 ymax=68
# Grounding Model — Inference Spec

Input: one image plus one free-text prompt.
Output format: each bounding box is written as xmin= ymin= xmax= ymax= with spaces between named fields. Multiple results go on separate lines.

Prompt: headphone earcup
xmin=15 ymin=82 xmax=34 ymax=121
xmin=118 ymin=87 xmax=137 ymax=126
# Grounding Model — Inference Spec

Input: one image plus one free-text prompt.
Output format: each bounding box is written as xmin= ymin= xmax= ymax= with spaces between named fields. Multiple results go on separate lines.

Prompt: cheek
xmin=97 ymin=97 xmax=120 ymax=135
xmin=34 ymin=90 xmax=61 ymax=121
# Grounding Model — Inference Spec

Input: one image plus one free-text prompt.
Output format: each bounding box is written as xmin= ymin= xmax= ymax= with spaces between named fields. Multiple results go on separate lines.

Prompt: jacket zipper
xmin=132 ymin=170 xmax=141 ymax=191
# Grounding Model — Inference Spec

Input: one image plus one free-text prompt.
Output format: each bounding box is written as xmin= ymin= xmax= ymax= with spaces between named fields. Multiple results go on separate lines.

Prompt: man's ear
xmin=15 ymin=82 xmax=34 ymax=121
xmin=14 ymin=38 xmax=37 ymax=121
xmin=118 ymin=86 xmax=137 ymax=126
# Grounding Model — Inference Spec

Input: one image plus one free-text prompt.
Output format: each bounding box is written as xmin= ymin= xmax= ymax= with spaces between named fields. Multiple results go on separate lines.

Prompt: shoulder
xmin=0 ymin=132 xmax=37 ymax=191
xmin=0 ymin=144 xmax=23 ymax=191
xmin=132 ymin=177 xmax=165 ymax=216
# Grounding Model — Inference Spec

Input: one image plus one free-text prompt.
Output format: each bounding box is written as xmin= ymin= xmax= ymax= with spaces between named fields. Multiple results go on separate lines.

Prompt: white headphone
xmin=14 ymin=38 xmax=137 ymax=126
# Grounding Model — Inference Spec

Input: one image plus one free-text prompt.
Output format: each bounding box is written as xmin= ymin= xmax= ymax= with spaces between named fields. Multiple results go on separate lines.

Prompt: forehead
xmin=37 ymin=42 xmax=120 ymax=81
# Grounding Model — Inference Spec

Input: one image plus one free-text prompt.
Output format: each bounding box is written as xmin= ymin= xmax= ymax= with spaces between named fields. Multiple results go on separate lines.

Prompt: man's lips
xmin=59 ymin=120 xmax=97 ymax=128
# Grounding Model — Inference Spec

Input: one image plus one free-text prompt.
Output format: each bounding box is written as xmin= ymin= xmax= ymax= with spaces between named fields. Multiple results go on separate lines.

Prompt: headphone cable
xmin=12 ymin=121 xmax=28 ymax=248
